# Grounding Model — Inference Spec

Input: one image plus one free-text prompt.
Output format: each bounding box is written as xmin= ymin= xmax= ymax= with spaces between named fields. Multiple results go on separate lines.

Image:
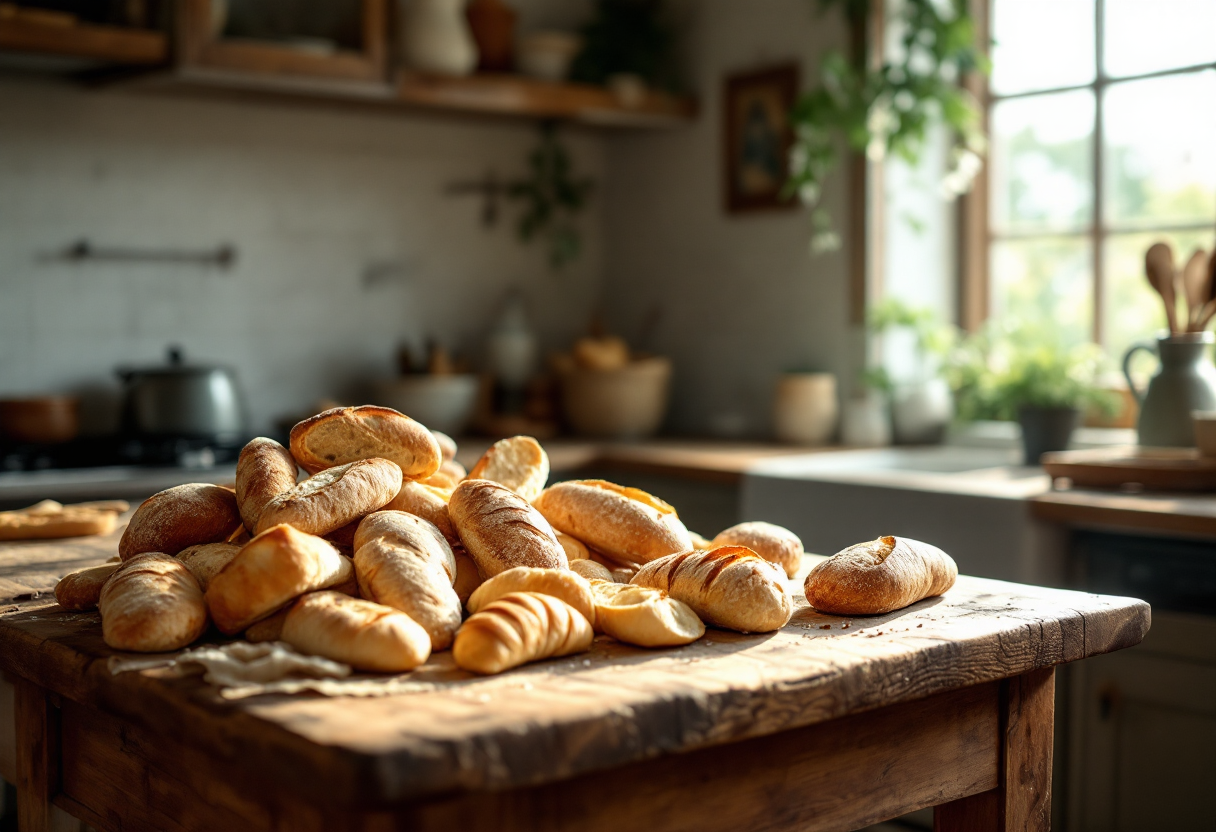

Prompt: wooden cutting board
xmin=1041 ymin=445 xmax=1216 ymax=491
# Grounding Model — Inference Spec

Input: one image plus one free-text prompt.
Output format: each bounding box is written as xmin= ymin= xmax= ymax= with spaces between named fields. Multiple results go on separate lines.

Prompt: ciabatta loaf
xmin=466 ymin=435 xmax=549 ymax=501
xmin=631 ymin=547 xmax=793 ymax=633
xmin=54 ymin=562 xmax=119 ymax=611
xmin=710 ymin=521 xmax=804 ymax=578
xmin=255 ymin=458 xmax=402 ymax=537
xmin=281 ymin=591 xmax=431 ymax=672
xmin=468 ymin=567 xmax=595 ymax=626
xmin=533 ymin=480 xmax=692 ymax=566
xmin=353 ymin=511 xmax=462 ymax=650
xmin=290 ymin=405 xmax=442 ymax=480
xmin=176 ymin=542 xmax=241 ymax=591
xmin=235 ymin=437 xmax=298 ymax=532
xmin=119 ymin=483 xmax=242 ymax=560
xmin=453 ymin=591 xmax=593 ymax=675
xmin=803 ymin=535 xmax=957 ymax=615
xmin=589 ymin=581 xmax=704 ymax=647
xmin=449 ymin=480 xmax=567 ymax=578
xmin=99 ymin=554 xmax=207 ymax=652
xmin=205 ymin=524 xmax=353 ymax=634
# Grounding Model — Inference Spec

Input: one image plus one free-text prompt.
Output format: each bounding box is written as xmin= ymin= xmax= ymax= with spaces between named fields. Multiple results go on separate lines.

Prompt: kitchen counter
xmin=1030 ymin=488 xmax=1216 ymax=540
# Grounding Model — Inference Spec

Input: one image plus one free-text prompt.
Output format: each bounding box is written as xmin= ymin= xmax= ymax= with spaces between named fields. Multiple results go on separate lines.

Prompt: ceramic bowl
xmin=1192 ymin=411 xmax=1216 ymax=457
xmin=517 ymin=31 xmax=582 ymax=82
xmin=560 ymin=357 xmax=670 ymax=438
xmin=371 ymin=375 xmax=480 ymax=436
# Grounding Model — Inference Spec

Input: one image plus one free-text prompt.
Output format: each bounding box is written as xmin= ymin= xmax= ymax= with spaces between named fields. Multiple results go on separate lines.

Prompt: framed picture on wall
xmin=723 ymin=63 xmax=799 ymax=213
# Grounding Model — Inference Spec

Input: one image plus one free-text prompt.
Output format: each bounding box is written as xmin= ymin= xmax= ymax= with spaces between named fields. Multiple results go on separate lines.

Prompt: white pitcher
xmin=401 ymin=0 xmax=478 ymax=76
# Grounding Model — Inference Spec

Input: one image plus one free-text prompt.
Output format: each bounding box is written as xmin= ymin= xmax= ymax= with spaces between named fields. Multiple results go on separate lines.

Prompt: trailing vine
xmin=508 ymin=123 xmax=594 ymax=270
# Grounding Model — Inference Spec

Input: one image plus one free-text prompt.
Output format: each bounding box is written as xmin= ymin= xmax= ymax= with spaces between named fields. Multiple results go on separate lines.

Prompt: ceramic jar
xmin=1123 ymin=332 xmax=1216 ymax=447
xmin=891 ymin=378 xmax=952 ymax=445
xmin=401 ymin=0 xmax=478 ymax=76
xmin=840 ymin=391 xmax=891 ymax=447
xmin=774 ymin=373 xmax=838 ymax=445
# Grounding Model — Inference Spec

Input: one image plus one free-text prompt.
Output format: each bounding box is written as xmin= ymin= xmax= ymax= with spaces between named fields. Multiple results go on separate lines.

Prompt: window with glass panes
xmin=987 ymin=0 xmax=1216 ymax=358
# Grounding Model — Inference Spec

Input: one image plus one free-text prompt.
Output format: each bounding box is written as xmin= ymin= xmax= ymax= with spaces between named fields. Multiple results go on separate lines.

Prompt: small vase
xmin=1018 ymin=406 xmax=1081 ymax=465
xmin=466 ymin=0 xmax=515 ymax=72
xmin=401 ymin=0 xmax=478 ymax=76
xmin=841 ymin=391 xmax=891 ymax=447
xmin=773 ymin=373 xmax=838 ymax=445
xmin=891 ymin=378 xmax=952 ymax=445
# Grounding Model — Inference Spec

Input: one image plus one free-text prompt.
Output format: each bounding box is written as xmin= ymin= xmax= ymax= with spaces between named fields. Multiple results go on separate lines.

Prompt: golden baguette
xmin=289 ymin=405 xmax=442 ymax=480
xmin=466 ymin=435 xmax=549 ymax=501
xmin=235 ymin=437 xmax=299 ymax=532
xmin=453 ymin=591 xmax=593 ymax=675
xmin=710 ymin=521 xmax=804 ymax=579
xmin=382 ymin=481 xmax=459 ymax=546
xmin=449 ymin=479 xmax=567 ymax=579
xmin=803 ymin=536 xmax=957 ymax=615
xmin=255 ymin=458 xmax=402 ymax=537
xmin=54 ymin=562 xmax=120 ymax=611
xmin=99 ymin=554 xmax=207 ymax=652
xmin=281 ymin=591 xmax=431 ymax=673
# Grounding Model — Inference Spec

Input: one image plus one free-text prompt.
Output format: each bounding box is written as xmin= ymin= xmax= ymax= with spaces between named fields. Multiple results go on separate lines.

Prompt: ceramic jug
xmin=1122 ymin=332 xmax=1216 ymax=447
xmin=401 ymin=0 xmax=478 ymax=76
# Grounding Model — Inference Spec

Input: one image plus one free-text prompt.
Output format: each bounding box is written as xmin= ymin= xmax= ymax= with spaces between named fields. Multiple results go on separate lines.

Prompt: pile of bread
xmin=53 ymin=405 xmax=957 ymax=676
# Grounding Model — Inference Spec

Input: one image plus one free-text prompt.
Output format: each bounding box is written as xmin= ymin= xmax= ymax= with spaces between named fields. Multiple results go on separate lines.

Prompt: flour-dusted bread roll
xmin=466 ymin=435 xmax=549 ymax=501
xmin=590 ymin=581 xmax=704 ymax=647
xmin=281 ymin=591 xmax=431 ymax=673
xmin=804 ymin=535 xmax=957 ymax=615
xmin=453 ymin=591 xmax=593 ymax=675
xmin=383 ymin=481 xmax=458 ymax=545
xmin=353 ymin=511 xmax=462 ymax=650
xmin=711 ymin=521 xmax=804 ymax=579
xmin=176 ymin=542 xmax=241 ymax=592
xmin=452 ymin=548 xmax=483 ymax=605
xmin=533 ymin=480 xmax=692 ymax=566
xmin=255 ymin=458 xmax=402 ymax=537
xmin=235 ymin=437 xmax=299 ymax=533
xmin=99 ymin=554 xmax=208 ymax=652
xmin=468 ymin=567 xmax=595 ymax=626
xmin=631 ymin=546 xmax=793 ymax=633
xmin=449 ymin=480 xmax=568 ymax=579
xmin=205 ymin=524 xmax=353 ymax=634
xmin=290 ymin=405 xmax=442 ymax=480
xmin=556 ymin=531 xmax=590 ymax=562
xmin=424 ymin=459 xmax=467 ymax=491
xmin=54 ymin=562 xmax=120 ymax=611
xmin=119 ymin=483 xmax=242 ymax=561
xmin=569 ymin=559 xmax=613 ymax=583
xmin=431 ymin=429 xmax=458 ymax=462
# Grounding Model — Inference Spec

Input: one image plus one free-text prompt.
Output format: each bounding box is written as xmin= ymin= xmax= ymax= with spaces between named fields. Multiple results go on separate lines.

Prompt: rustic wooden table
xmin=0 ymin=525 xmax=1149 ymax=832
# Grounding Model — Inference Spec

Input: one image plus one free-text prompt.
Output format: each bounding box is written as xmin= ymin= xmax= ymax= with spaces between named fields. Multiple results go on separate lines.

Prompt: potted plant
xmin=865 ymin=299 xmax=958 ymax=444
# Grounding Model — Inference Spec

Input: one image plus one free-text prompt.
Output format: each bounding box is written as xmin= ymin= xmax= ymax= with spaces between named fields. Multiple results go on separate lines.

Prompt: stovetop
xmin=0 ymin=435 xmax=246 ymax=473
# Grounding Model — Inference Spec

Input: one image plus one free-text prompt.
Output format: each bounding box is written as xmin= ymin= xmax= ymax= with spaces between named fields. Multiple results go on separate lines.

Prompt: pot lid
xmin=116 ymin=346 xmax=234 ymax=380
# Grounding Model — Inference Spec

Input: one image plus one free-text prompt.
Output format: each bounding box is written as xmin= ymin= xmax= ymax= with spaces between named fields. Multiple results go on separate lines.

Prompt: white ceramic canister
xmin=401 ymin=0 xmax=478 ymax=76
xmin=841 ymin=390 xmax=891 ymax=447
xmin=773 ymin=372 xmax=838 ymax=445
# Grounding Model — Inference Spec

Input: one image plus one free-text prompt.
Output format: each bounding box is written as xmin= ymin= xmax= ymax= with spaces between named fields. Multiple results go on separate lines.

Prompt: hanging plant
xmin=785 ymin=0 xmax=989 ymax=253
xmin=508 ymin=123 xmax=594 ymax=269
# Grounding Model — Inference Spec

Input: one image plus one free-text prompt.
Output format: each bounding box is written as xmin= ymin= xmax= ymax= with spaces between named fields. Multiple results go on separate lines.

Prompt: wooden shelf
xmin=0 ymin=17 xmax=166 ymax=65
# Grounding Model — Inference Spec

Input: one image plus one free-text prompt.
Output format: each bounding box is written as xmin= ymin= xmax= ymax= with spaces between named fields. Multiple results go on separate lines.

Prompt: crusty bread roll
xmin=290 ymin=405 xmax=442 ymax=480
xmin=99 ymin=554 xmax=208 ymax=652
xmin=466 ymin=436 xmax=549 ymax=502
xmin=556 ymin=530 xmax=590 ymax=562
xmin=533 ymin=480 xmax=692 ymax=566
xmin=588 ymin=549 xmax=639 ymax=583
xmin=569 ymin=559 xmax=613 ymax=583
xmin=383 ymin=481 xmax=457 ymax=544
xmin=431 ymin=429 xmax=458 ymax=462
xmin=631 ymin=547 xmax=793 ymax=633
xmin=176 ymin=542 xmax=241 ymax=592
xmin=804 ymin=535 xmax=957 ymax=615
xmin=423 ymin=459 xmax=466 ymax=491
xmin=281 ymin=591 xmax=431 ymax=672
xmin=54 ymin=562 xmax=119 ymax=611
xmin=452 ymin=548 xmax=483 ymax=605
xmin=235 ymin=437 xmax=299 ymax=533
xmin=205 ymin=524 xmax=353 ymax=634
xmin=353 ymin=511 xmax=462 ymax=650
xmin=449 ymin=480 xmax=567 ymax=579
xmin=468 ymin=567 xmax=595 ymax=626
xmin=244 ymin=607 xmax=289 ymax=643
xmin=119 ymin=483 xmax=242 ymax=560
xmin=710 ymin=522 xmax=804 ymax=579
xmin=255 ymin=458 xmax=403 ymax=537
xmin=453 ymin=591 xmax=593 ymax=675
xmin=589 ymin=581 xmax=704 ymax=647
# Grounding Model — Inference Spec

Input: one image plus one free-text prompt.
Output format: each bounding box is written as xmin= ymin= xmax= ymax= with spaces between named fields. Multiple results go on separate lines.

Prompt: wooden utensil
xmin=1182 ymin=248 xmax=1209 ymax=329
xmin=1145 ymin=242 xmax=1180 ymax=334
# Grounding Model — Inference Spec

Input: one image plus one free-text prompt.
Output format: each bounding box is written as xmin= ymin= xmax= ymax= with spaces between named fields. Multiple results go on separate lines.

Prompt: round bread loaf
xmin=631 ymin=547 xmax=793 ymax=634
xmin=119 ymin=483 xmax=242 ymax=561
xmin=54 ymin=562 xmax=120 ymax=611
xmin=383 ymin=481 xmax=457 ymax=545
xmin=710 ymin=521 xmax=804 ymax=578
xmin=176 ymin=542 xmax=241 ymax=592
xmin=255 ymin=458 xmax=402 ymax=537
xmin=533 ymin=480 xmax=692 ymax=566
xmin=99 ymin=553 xmax=208 ymax=652
xmin=235 ymin=437 xmax=298 ymax=532
xmin=290 ymin=405 xmax=442 ymax=480
xmin=281 ymin=591 xmax=431 ymax=673
xmin=466 ymin=435 xmax=549 ymax=502
xmin=468 ymin=567 xmax=595 ymax=627
xmin=449 ymin=480 xmax=567 ymax=579
xmin=803 ymin=535 xmax=957 ymax=615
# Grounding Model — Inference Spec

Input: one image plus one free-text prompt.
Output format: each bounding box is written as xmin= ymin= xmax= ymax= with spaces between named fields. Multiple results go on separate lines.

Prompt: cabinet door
xmin=1068 ymin=611 xmax=1216 ymax=831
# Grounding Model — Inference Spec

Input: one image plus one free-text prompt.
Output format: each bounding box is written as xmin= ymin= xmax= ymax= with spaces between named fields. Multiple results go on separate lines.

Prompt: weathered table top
xmin=0 ymin=527 xmax=1150 ymax=809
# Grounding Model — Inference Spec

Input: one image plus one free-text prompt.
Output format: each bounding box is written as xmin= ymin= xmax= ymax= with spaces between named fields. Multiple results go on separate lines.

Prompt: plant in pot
xmin=865 ymin=299 xmax=958 ymax=444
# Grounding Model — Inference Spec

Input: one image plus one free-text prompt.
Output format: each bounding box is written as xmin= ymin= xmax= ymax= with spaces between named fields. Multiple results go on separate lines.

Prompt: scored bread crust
xmin=383 ymin=481 xmax=459 ymax=546
xmin=533 ymin=480 xmax=692 ymax=566
xmin=631 ymin=546 xmax=793 ymax=633
xmin=290 ymin=405 xmax=442 ymax=480
xmin=467 ymin=435 xmax=549 ymax=502
xmin=255 ymin=458 xmax=403 ymax=537
xmin=803 ymin=535 xmax=958 ymax=615
xmin=710 ymin=522 xmax=805 ymax=579
xmin=54 ymin=562 xmax=120 ymax=611
xmin=281 ymin=591 xmax=431 ymax=673
xmin=589 ymin=581 xmax=705 ymax=647
xmin=205 ymin=524 xmax=353 ymax=634
xmin=353 ymin=511 xmax=462 ymax=650
xmin=119 ymin=483 xmax=242 ymax=561
xmin=99 ymin=553 xmax=208 ymax=652
xmin=452 ymin=591 xmax=593 ymax=675
xmin=176 ymin=542 xmax=241 ymax=592
xmin=449 ymin=480 xmax=568 ymax=579
xmin=468 ymin=567 xmax=595 ymax=627
xmin=235 ymin=437 xmax=299 ymax=532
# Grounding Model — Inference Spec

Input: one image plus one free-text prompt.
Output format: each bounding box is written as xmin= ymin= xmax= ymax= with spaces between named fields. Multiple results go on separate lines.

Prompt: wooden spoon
xmin=1197 ymin=249 xmax=1216 ymax=332
xmin=1145 ymin=242 xmax=1180 ymax=335
xmin=1182 ymin=248 xmax=1209 ymax=329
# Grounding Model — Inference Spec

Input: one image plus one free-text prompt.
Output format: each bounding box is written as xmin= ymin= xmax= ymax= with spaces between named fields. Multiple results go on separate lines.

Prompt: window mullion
xmin=1092 ymin=0 xmax=1106 ymax=347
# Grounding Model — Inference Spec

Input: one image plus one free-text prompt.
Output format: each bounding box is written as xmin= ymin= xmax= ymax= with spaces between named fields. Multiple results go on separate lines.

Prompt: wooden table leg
xmin=15 ymin=677 xmax=58 ymax=832
xmin=935 ymin=667 xmax=1054 ymax=832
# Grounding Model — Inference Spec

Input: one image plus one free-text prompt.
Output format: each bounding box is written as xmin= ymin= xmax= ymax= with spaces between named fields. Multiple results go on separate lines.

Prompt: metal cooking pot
xmin=117 ymin=346 xmax=246 ymax=441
